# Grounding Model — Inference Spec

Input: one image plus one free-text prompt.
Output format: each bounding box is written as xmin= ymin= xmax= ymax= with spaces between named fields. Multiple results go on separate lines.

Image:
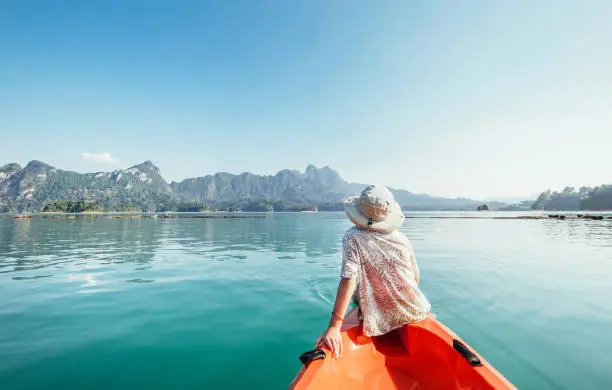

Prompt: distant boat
xmin=14 ymin=215 xmax=33 ymax=219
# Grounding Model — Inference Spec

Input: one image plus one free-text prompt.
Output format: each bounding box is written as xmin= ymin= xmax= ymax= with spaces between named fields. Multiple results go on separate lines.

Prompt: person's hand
xmin=316 ymin=326 xmax=343 ymax=359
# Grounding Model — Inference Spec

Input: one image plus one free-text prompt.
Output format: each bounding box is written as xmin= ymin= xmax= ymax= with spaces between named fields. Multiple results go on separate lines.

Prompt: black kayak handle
xmin=299 ymin=348 xmax=326 ymax=365
xmin=300 ymin=341 xmax=481 ymax=367
xmin=453 ymin=339 xmax=483 ymax=366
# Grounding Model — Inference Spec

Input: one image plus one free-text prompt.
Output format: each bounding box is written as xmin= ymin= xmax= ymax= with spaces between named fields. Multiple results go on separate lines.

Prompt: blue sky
xmin=1 ymin=1 xmax=611 ymax=199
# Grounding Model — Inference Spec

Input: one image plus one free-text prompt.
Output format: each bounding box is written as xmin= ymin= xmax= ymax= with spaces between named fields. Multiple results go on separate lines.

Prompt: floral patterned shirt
xmin=341 ymin=226 xmax=431 ymax=337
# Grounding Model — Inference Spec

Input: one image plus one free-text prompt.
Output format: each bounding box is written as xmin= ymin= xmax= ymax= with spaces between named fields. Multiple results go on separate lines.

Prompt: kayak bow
xmin=290 ymin=315 xmax=515 ymax=389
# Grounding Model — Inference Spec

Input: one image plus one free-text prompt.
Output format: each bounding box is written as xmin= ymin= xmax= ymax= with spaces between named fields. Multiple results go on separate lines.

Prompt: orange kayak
xmin=289 ymin=315 xmax=515 ymax=389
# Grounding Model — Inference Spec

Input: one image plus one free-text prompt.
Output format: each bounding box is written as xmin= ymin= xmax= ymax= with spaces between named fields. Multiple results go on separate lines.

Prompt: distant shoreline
xmin=3 ymin=210 xmax=611 ymax=221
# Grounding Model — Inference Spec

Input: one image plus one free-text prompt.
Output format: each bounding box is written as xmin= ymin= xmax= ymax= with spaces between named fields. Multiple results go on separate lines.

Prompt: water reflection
xmin=4 ymin=214 xmax=612 ymax=284
xmin=3 ymin=214 xmax=611 ymax=295
xmin=169 ymin=214 xmax=344 ymax=258
xmin=0 ymin=214 xmax=350 ymax=292
xmin=541 ymin=219 xmax=612 ymax=248
xmin=0 ymin=218 xmax=167 ymax=294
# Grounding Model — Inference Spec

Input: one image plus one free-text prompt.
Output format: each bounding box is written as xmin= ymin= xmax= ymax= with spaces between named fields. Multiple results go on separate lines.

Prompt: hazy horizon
xmin=2 ymin=1 xmax=611 ymax=199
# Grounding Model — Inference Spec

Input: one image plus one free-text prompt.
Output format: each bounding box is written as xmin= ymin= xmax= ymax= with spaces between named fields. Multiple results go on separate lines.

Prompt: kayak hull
xmin=290 ymin=315 xmax=515 ymax=390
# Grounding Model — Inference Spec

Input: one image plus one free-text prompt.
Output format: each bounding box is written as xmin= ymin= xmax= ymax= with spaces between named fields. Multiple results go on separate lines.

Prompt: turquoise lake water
xmin=1 ymin=212 xmax=611 ymax=389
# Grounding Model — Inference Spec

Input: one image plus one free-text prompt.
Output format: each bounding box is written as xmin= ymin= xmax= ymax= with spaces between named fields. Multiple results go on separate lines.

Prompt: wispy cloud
xmin=81 ymin=152 xmax=119 ymax=164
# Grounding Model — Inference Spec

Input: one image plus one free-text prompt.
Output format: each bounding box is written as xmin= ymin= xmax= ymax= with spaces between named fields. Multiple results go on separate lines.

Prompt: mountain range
xmin=0 ymin=160 xmax=504 ymax=213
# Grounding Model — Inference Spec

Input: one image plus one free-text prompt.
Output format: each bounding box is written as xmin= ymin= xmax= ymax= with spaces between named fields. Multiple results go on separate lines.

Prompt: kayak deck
xmin=290 ymin=315 xmax=515 ymax=389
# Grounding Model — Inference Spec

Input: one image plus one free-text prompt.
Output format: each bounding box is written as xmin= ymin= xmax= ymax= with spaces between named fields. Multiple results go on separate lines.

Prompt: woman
xmin=316 ymin=184 xmax=431 ymax=359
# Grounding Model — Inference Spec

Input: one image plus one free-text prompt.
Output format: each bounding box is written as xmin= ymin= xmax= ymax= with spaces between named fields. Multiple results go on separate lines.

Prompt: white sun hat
xmin=344 ymin=184 xmax=404 ymax=234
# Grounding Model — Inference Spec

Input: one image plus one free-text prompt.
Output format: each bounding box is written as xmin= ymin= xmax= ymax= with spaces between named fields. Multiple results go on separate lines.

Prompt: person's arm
xmin=316 ymin=277 xmax=356 ymax=359
xmin=316 ymin=231 xmax=359 ymax=359
xmin=328 ymin=277 xmax=356 ymax=328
